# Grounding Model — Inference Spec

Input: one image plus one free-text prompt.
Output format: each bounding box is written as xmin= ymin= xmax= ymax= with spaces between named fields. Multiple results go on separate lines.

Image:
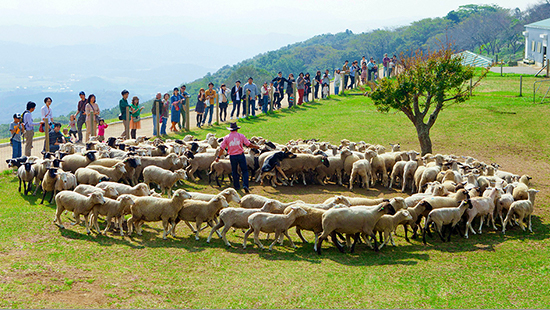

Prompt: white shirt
xmin=41 ymin=105 xmax=53 ymax=123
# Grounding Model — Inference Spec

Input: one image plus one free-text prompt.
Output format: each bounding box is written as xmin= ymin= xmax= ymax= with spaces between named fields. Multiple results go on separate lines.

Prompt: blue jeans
xmin=203 ymin=105 xmax=214 ymax=125
xmin=153 ymin=115 xmax=158 ymax=136
xmin=248 ymin=99 xmax=256 ymax=116
xmin=160 ymin=117 xmax=168 ymax=135
xmin=230 ymin=153 xmax=249 ymax=190
xmin=335 ymin=85 xmax=340 ymax=95
xmin=262 ymin=96 xmax=268 ymax=113
xmin=12 ymin=140 xmax=21 ymax=158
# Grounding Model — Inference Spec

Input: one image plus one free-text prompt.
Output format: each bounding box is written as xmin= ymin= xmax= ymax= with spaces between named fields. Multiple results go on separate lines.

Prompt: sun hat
xmin=227 ymin=122 xmax=241 ymax=131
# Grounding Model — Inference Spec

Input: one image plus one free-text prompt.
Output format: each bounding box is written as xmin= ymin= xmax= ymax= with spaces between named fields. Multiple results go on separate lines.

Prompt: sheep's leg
xmin=40 ymin=190 xmax=47 ymax=205
xmin=207 ymin=220 xmax=224 ymax=243
xmin=371 ymin=233 xmax=379 ymax=252
xmin=336 ymin=171 xmax=343 ymax=186
xmin=220 ymin=225 xmax=233 ymax=247
xmin=162 ymin=219 xmax=170 ymax=240
xmin=478 ymin=215 xmax=485 ymax=234
xmin=127 ymin=216 xmax=134 ymax=236
xmin=118 ymin=215 xmax=125 ymax=236
xmin=184 ymin=221 xmax=197 ymax=233
xmin=83 ymin=214 xmax=92 ymax=235
xmin=48 ymin=191 xmax=55 ymax=203
xmin=296 ymin=227 xmax=308 ymax=243
xmin=390 ymin=232 xmax=396 ymax=246
xmin=216 ymin=174 xmax=221 ymax=187
xmin=490 ymin=213 xmax=497 ymax=231
xmin=55 ymin=206 xmax=65 ymax=229
xmin=316 ymin=232 xmax=327 ymax=255
xmin=18 ymin=178 xmax=22 ymax=193
xmin=518 ymin=215 xmax=526 ymax=231
xmin=242 ymin=228 xmax=253 ymax=249
xmin=331 ymin=231 xmax=344 ymax=253
xmin=33 ymin=180 xmax=41 ymax=196
xmin=313 ymin=233 xmax=320 ymax=252
xmin=435 ymin=224 xmax=445 ymax=242
xmin=206 ymin=220 xmax=222 ymax=238
xmin=403 ymin=224 xmax=410 ymax=242
xmin=283 ymin=230 xmax=296 ymax=249
xmin=268 ymin=232 xmax=281 ymax=251
xmin=350 ymin=233 xmax=360 ymax=253
xmin=102 ymin=215 xmax=112 ymax=235
xmin=194 ymin=220 xmax=202 ymax=241
xmin=349 ymin=171 xmax=356 ymax=191
xmin=253 ymin=230 xmax=265 ymax=250
xmin=528 ymin=214 xmax=533 ymax=233
xmin=275 ymin=166 xmax=289 ymax=181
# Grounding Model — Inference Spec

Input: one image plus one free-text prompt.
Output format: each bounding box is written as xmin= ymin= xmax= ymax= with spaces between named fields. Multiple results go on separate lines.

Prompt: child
xmin=195 ymin=88 xmax=206 ymax=128
xmin=62 ymin=128 xmax=71 ymax=143
xmin=322 ymin=84 xmax=330 ymax=99
xmin=288 ymin=93 xmax=295 ymax=107
xmin=97 ymin=119 xmax=108 ymax=142
xmin=9 ymin=113 xmax=23 ymax=159
xmin=68 ymin=114 xmax=78 ymax=141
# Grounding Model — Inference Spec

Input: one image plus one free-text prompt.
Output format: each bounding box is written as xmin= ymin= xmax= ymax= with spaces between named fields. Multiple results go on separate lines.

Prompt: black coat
xmin=231 ymin=86 xmax=243 ymax=102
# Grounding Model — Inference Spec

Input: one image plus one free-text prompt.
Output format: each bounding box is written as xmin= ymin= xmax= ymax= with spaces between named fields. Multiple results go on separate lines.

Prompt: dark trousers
xmin=230 ymin=100 xmax=241 ymax=117
xmin=76 ymin=114 xmax=86 ymax=142
xmin=230 ymin=153 xmax=249 ymax=190
xmin=314 ymin=83 xmax=320 ymax=99
xmin=273 ymin=93 xmax=282 ymax=109
xmin=343 ymin=75 xmax=349 ymax=90
xmin=349 ymin=76 xmax=355 ymax=89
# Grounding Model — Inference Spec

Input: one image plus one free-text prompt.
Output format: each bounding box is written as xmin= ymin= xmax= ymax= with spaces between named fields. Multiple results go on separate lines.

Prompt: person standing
xmin=179 ymin=85 xmax=189 ymax=130
xmin=68 ymin=114 xmax=78 ymax=142
xmin=349 ymin=61 xmax=358 ymax=89
xmin=322 ymin=70 xmax=331 ymax=97
xmin=41 ymin=97 xmax=54 ymax=132
xmin=119 ymin=90 xmax=130 ymax=138
xmin=22 ymin=101 xmax=39 ymax=156
xmin=342 ymin=60 xmax=350 ymax=90
xmin=219 ymin=84 xmax=229 ymax=122
xmin=170 ymin=87 xmax=181 ymax=132
xmin=74 ymin=91 xmax=87 ymax=143
xmin=260 ymin=81 xmax=270 ymax=113
xmin=285 ymin=73 xmax=295 ymax=108
xmin=314 ymin=71 xmax=322 ymax=99
xmin=97 ymin=119 xmax=108 ymax=142
xmin=360 ymin=55 xmax=367 ymax=68
xmin=391 ymin=55 xmax=398 ymax=76
xmin=304 ymin=73 xmax=311 ymax=103
xmin=161 ymin=93 xmax=171 ymax=135
xmin=296 ymin=73 xmax=305 ymax=105
xmin=203 ymin=82 xmax=216 ymax=126
xmin=334 ymin=69 xmax=342 ymax=95
xmin=382 ymin=53 xmax=390 ymax=78
xmin=367 ymin=57 xmax=376 ymax=81
xmin=152 ymin=92 xmax=163 ymax=136
xmin=230 ymin=80 xmax=243 ymax=119
xmin=129 ymin=96 xmax=143 ymax=139
xmin=271 ymin=72 xmax=287 ymax=110
xmin=85 ymin=94 xmax=99 ymax=142
xmin=195 ymin=88 xmax=206 ymax=128
xmin=243 ymin=77 xmax=259 ymax=116
xmin=216 ymin=122 xmax=259 ymax=193
xmin=9 ymin=114 xmax=23 ymax=159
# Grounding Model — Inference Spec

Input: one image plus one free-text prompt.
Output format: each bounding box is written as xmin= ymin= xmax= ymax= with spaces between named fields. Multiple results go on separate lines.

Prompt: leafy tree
xmin=371 ymin=45 xmax=486 ymax=155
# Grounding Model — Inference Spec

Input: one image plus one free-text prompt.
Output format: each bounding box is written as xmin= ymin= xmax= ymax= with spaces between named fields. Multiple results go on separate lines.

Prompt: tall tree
xmin=370 ymin=46 xmax=486 ymax=155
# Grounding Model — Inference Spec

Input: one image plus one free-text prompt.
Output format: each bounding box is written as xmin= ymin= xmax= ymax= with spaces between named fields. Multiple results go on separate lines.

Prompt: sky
xmin=0 ymin=0 xmax=539 ymax=46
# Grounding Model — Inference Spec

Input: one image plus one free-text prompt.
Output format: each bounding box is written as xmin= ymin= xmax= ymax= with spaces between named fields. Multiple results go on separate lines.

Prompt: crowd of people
xmin=8 ymin=55 xmax=399 ymax=160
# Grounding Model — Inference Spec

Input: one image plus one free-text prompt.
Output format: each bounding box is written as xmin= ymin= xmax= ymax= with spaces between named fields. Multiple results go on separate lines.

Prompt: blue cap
xmin=79 ymin=91 xmax=85 ymax=96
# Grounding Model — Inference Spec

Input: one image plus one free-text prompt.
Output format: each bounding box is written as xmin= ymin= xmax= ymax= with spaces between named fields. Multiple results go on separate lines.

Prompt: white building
xmin=523 ymin=18 xmax=550 ymax=67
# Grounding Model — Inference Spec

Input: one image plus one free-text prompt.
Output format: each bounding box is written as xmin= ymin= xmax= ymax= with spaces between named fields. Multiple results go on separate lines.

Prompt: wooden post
xmin=125 ymin=106 xmax=130 ymax=139
xmin=500 ymin=62 xmax=503 ymax=76
xmin=45 ymin=121 xmax=50 ymax=153
xmin=91 ymin=113 xmax=95 ymax=138
xmin=269 ymin=86 xmax=274 ymax=112
xmin=547 ymin=59 xmax=549 ymax=78
xmin=179 ymin=98 xmax=185 ymax=131
xmin=215 ymin=92 xmax=219 ymax=124
xmin=311 ymin=79 xmax=315 ymax=103
xmin=519 ymin=75 xmax=523 ymax=97
xmin=185 ymin=97 xmax=190 ymax=131
xmin=155 ymin=101 xmax=160 ymax=137
xmin=245 ymin=94 xmax=249 ymax=117
xmin=293 ymin=83 xmax=297 ymax=107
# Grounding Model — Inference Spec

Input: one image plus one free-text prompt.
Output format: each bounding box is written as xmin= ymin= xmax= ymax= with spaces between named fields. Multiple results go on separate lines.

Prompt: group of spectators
xmin=8 ymin=54 xmax=399 ymax=159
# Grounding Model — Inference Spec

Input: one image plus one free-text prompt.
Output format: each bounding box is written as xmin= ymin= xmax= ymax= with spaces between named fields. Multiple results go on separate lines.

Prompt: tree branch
xmin=427 ymin=102 xmax=444 ymax=128
xmin=401 ymin=105 xmax=416 ymax=124
xmin=422 ymin=93 xmax=432 ymax=117
xmin=413 ymin=94 xmax=421 ymax=117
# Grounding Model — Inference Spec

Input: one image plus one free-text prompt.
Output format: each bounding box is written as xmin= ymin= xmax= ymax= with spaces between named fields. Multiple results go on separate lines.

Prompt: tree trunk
xmin=415 ymin=123 xmax=432 ymax=156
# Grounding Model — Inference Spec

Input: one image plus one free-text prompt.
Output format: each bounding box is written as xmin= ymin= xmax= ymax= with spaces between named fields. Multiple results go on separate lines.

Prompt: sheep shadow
xmin=58 ymin=226 xmax=143 ymax=249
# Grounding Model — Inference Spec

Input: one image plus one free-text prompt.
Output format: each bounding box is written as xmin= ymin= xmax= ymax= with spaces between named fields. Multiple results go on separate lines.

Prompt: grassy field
xmin=1 ymin=72 xmax=550 ymax=308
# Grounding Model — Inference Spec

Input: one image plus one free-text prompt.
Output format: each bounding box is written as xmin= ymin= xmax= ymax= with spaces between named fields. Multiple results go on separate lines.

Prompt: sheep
xmin=322 ymin=195 xmax=387 ymax=207
xmin=86 ymin=162 xmax=127 ymax=183
xmin=417 ymin=163 xmax=442 ymax=193
xmin=174 ymin=195 xmax=229 ymax=240
xmin=502 ymin=189 xmax=539 ymax=234
xmin=240 ymin=194 xmax=300 ymax=211
xmin=75 ymin=167 xmax=110 ymax=186
xmin=422 ymin=199 xmax=473 ymax=244
xmin=463 ymin=187 xmax=500 ymax=238
xmin=419 ymin=189 xmax=469 ymax=213
xmin=186 ymin=152 xmax=218 ymax=180
xmin=413 ymin=165 xmax=427 ymax=193
xmin=61 ymin=151 xmax=97 ymax=173
xmin=348 ymin=150 xmax=376 ymax=191
xmin=256 ymin=150 xmax=297 ymax=186
xmin=206 ymin=202 xmax=276 ymax=246
xmin=278 ymin=154 xmax=330 ymax=186
xmin=74 ymin=184 xmax=119 ymax=199
xmin=41 ymin=168 xmax=61 ymax=204
xmin=96 ymin=181 xmax=151 ymax=197
xmin=142 ymin=166 xmax=187 ymax=197
xmin=315 ymin=199 xmax=399 ymax=254
xmin=400 ymin=200 xmax=433 ymax=241
xmin=137 ymin=153 xmax=181 ymax=179
xmin=243 ymin=205 xmax=308 ymax=250
xmin=208 ymin=159 xmax=233 ymax=187
xmin=89 ymin=157 xmax=141 ymax=185
xmin=373 ymin=209 xmax=413 ymax=250
xmin=512 ymin=175 xmax=532 ymax=201
xmin=389 ymin=160 xmax=407 ymax=189
xmin=91 ymin=195 xmax=135 ymax=236
xmin=402 ymin=151 xmax=420 ymax=193
xmin=53 ymin=171 xmax=77 ymax=196
xmin=54 ymin=191 xmax=106 ymax=235
xmin=496 ymin=184 xmax=515 ymax=226
xmin=368 ymin=150 xmax=389 ymax=187
xmin=31 ymin=158 xmax=52 ymax=195
xmin=315 ymin=148 xmax=353 ymax=186
xmin=127 ymin=189 xmax=192 ymax=239
xmin=17 ymin=162 xmax=35 ymax=195
xmin=188 ymin=188 xmax=241 ymax=204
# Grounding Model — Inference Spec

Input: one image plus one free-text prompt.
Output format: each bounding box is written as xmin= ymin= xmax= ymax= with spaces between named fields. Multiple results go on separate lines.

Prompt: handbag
xmin=118 ymin=113 xmax=124 ymax=121
xmin=39 ymin=123 xmax=45 ymax=133
xmin=132 ymin=115 xmax=140 ymax=122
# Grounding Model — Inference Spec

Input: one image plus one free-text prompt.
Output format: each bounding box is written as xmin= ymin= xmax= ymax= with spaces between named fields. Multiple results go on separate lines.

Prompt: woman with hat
xmin=216 ymin=122 xmax=259 ymax=193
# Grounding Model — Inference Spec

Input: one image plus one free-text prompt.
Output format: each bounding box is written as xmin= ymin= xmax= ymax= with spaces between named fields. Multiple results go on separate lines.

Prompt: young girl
xmin=97 ymin=119 xmax=108 ymax=142
xmin=322 ymin=84 xmax=330 ymax=99
xmin=161 ymin=93 xmax=170 ymax=135
xmin=129 ymin=96 xmax=143 ymax=139
xmin=68 ymin=114 xmax=78 ymax=141
xmin=195 ymin=88 xmax=206 ymax=128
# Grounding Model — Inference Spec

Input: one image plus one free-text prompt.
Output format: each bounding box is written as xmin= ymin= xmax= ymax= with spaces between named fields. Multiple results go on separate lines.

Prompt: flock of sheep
xmin=8 ymin=133 xmax=539 ymax=254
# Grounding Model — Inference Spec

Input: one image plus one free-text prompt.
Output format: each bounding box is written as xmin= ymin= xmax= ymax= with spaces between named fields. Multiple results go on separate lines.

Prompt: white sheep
xmin=373 ymin=209 xmax=413 ymax=250
xmin=348 ymin=150 xmax=376 ymax=190
xmin=402 ymin=151 xmax=420 ymax=193
xmin=96 ymin=182 xmax=151 ymax=197
xmin=86 ymin=162 xmax=127 ymax=183
xmin=323 ymin=195 xmax=387 ymax=207
xmin=41 ymin=168 xmax=61 ymax=204
xmin=75 ymin=167 xmax=110 ymax=185
xmin=422 ymin=199 xmax=473 ymax=244
xmin=512 ymin=175 xmax=532 ymax=201
xmin=60 ymin=151 xmax=97 ymax=173
xmin=175 ymin=195 xmax=229 ymax=240
xmin=91 ymin=195 xmax=135 ymax=236
xmin=127 ymin=189 xmax=192 ymax=239
xmin=17 ymin=162 xmax=35 ymax=195
xmin=74 ymin=184 xmax=119 ymax=199
xmin=502 ymin=189 xmax=539 ymax=234
xmin=496 ymin=184 xmax=515 ymax=226
xmin=243 ymin=205 xmax=308 ymax=250
xmin=188 ymin=188 xmax=241 ymax=204
xmin=208 ymin=159 xmax=233 ymax=187
xmin=142 ymin=166 xmax=187 ymax=197
xmin=240 ymin=194 xmax=301 ymax=211
xmin=463 ymin=187 xmax=500 ymax=238
xmin=54 ymin=191 xmax=106 ymax=235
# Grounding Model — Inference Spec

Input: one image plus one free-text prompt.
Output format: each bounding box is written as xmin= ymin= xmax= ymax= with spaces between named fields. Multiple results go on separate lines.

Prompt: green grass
xmin=1 ymin=74 xmax=550 ymax=308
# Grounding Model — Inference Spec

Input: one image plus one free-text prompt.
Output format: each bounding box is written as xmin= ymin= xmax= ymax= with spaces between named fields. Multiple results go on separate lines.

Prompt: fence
xmin=533 ymin=79 xmax=550 ymax=104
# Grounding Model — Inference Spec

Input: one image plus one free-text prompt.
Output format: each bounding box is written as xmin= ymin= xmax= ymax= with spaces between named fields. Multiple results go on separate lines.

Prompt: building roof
xmin=525 ymin=18 xmax=550 ymax=30
xmin=454 ymin=50 xmax=493 ymax=68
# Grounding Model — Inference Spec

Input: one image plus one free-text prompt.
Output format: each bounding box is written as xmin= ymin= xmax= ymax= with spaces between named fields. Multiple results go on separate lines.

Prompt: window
xmin=532 ymin=41 xmax=536 ymax=51
xmin=538 ymin=42 xmax=542 ymax=53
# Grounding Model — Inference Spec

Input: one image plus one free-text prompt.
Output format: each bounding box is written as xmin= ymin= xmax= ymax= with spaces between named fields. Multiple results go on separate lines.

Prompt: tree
xmin=370 ymin=45 xmax=486 ymax=155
